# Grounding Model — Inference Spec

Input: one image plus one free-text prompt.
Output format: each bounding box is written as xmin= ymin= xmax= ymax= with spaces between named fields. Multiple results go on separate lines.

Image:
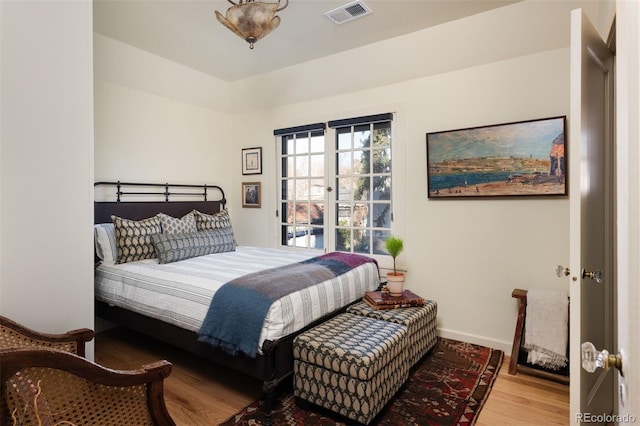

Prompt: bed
xmin=93 ymin=181 xmax=380 ymax=415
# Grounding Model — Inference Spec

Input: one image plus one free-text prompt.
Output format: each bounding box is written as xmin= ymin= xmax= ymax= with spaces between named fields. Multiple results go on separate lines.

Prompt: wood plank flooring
xmin=95 ymin=327 xmax=569 ymax=425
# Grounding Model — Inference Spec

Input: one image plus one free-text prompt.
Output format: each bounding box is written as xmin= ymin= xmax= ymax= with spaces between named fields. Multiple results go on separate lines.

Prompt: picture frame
xmin=242 ymin=182 xmax=261 ymax=208
xmin=242 ymin=147 xmax=262 ymax=175
xmin=426 ymin=116 xmax=567 ymax=198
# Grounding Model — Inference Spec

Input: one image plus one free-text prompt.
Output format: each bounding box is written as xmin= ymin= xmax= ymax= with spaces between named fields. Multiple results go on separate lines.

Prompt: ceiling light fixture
xmin=215 ymin=0 xmax=289 ymax=50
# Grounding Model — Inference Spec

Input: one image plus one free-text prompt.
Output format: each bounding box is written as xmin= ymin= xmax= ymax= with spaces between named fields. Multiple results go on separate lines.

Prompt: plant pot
xmin=386 ymin=272 xmax=405 ymax=297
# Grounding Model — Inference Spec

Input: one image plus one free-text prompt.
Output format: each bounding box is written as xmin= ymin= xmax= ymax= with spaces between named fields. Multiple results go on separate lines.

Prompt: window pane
xmin=353 ymin=203 xmax=369 ymax=228
xmin=286 ymin=180 xmax=294 ymax=201
xmin=285 ymin=157 xmax=294 ymax=177
xmin=284 ymin=136 xmax=294 ymax=155
xmin=310 ymin=226 xmax=325 ymax=249
xmin=310 ymin=134 xmax=324 ymax=153
xmin=296 ymin=180 xmax=309 ymax=200
xmin=373 ymin=176 xmax=390 ymax=200
xmin=373 ymin=230 xmax=390 ymax=255
xmin=310 ymin=154 xmax=324 ymax=177
xmin=354 ymin=125 xmax=370 ymax=149
xmin=336 ymin=203 xmax=351 ymax=226
xmin=282 ymin=225 xmax=293 ymax=246
xmin=336 ymin=178 xmax=352 ymax=201
xmin=372 ymin=147 xmax=391 ymax=174
xmin=294 ymin=202 xmax=310 ymax=224
xmin=373 ymin=122 xmax=391 ymax=147
xmin=296 ymin=155 xmax=309 ymax=177
xmin=293 ymin=226 xmax=310 ymax=247
xmin=310 ymin=179 xmax=324 ymax=201
xmin=353 ymin=229 xmax=370 ymax=254
xmin=372 ymin=203 xmax=391 ymax=228
xmin=295 ymin=134 xmax=309 ymax=154
xmin=354 ymin=176 xmax=370 ymax=201
xmin=337 ymin=128 xmax=351 ymax=150
xmin=337 ymin=152 xmax=351 ymax=175
xmin=310 ymin=203 xmax=324 ymax=225
xmin=353 ymin=150 xmax=369 ymax=175
xmin=335 ymin=228 xmax=351 ymax=251
xmin=283 ymin=202 xmax=293 ymax=223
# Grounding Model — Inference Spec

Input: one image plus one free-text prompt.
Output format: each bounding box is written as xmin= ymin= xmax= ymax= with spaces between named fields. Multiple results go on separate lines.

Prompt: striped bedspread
xmin=198 ymin=252 xmax=378 ymax=357
xmin=95 ymin=246 xmax=380 ymax=354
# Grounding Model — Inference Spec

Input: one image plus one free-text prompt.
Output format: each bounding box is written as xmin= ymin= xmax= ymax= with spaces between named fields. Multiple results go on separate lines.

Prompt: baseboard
xmin=437 ymin=328 xmax=512 ymax=354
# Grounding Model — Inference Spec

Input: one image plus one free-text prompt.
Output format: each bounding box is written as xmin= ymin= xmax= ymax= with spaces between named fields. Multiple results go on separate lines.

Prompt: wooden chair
xmin=1 ymin=348 xmax=175 ymax=426
xmin=0 ymin=315 xmax=95 ymax=356
xmin=0 ymin=316 xmax=176 ymax=425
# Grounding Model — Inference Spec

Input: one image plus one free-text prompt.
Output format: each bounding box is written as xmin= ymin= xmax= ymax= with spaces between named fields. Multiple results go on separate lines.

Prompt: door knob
xmin=581 ymin=341 xmax=623 ymax=375
xmin=556 ymin=265 xmax=570 ymax=277
xmin=581 ymin=268 xmax=603 ymax=283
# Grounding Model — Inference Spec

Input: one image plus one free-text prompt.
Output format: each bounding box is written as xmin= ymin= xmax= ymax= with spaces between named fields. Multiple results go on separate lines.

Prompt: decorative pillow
xmin=193 ymin=209 xmax=233 ymax=231
xmin=94 ymin=223 xmax=117 ymax=264
xmin=151 ymin=228 xmax=236 ymax=264
xmin=111 ymin=215 xmax=162 ymax=264
xmin=157 ymin=212 xmax=197 ymax=234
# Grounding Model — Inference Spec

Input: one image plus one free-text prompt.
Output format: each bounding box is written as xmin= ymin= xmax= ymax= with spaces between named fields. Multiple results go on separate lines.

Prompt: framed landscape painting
xmin=426 ymin=116 xmax=567 ymax=198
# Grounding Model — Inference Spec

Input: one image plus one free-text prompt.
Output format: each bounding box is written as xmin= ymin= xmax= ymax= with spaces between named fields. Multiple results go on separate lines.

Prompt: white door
xmin=615 ymin=0 xmax=639 ymax=419
xmin=569 ymin=8 xmax=615 ymax=425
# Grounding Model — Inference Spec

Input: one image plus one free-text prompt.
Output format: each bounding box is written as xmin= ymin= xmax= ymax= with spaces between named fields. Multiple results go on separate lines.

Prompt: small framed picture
xmin=242 ymin=182 xmax=261 ymax=208
xmin=242 ymin=147 xmax=262 ymax=175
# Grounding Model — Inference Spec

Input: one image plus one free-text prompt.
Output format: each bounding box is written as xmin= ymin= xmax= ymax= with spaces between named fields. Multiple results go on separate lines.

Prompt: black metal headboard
xmin=94 ymin=181 xmax=227 ymax=224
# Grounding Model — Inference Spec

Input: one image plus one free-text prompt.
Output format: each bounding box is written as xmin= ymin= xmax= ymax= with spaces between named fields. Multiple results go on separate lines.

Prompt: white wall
xmin=0 ymin=1 xmax=94 ymax=353
xmin=93 ymin=35 xmax=234 ymax=204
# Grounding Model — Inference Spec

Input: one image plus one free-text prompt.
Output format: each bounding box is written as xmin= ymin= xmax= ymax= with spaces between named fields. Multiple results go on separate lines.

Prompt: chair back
xmin=1 ymin=348 xmax=175 ymax=426
xmin=0 ymin=316 xmax=94 ymax=356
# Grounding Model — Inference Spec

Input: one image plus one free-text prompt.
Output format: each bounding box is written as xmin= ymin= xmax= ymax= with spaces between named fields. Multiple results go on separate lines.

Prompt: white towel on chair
xmin=523 ymin=288 xmax=568 ymax=370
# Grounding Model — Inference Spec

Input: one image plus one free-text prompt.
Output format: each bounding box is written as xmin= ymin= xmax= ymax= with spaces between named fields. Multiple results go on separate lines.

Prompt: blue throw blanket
xmin=198 ymin=252 xmax=378 ymax=357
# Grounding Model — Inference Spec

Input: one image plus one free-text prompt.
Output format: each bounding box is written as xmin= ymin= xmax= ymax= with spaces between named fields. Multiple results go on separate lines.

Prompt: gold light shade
xmin=215 ymin=0 xmax=289 ymax=49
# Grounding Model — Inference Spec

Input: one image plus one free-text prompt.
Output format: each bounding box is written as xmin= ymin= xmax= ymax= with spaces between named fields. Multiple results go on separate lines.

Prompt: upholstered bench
xmin=293 ymin=312 xmax=409 ymax=425
xmin=347 ymin=300 xmax=438 ymax=368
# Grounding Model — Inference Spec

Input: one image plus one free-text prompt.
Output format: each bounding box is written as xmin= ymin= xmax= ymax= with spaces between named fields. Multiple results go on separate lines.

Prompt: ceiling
xmin=93 ymin=0 xmax=521 ymax=83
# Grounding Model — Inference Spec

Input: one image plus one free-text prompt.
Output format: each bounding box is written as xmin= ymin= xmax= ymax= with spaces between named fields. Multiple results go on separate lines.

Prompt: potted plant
xmin=385 ymin=235 xmax=405 ymax=297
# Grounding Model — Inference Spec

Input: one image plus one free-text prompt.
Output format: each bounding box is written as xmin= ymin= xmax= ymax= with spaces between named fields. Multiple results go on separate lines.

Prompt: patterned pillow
xmin=111 ymin=215 xmax=162 ymax=264
xmin=94 ymin=223 xmax=117 ymax=264
xmin=151 ymin=228 xmax=236 ymax=264
xmin=193 ymin=209 xmax=233 ymax=231
xmin=157 ymin=212 xmax=197 ymax=234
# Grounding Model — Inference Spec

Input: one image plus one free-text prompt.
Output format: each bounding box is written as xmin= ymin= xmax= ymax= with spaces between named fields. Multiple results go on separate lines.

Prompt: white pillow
xmin=94 ymin=223 xmax=117 ymax=264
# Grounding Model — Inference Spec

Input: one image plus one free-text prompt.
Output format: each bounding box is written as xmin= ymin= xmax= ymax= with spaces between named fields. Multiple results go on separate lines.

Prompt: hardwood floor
xmin=95 ymin=327 xmax=569 ymax=425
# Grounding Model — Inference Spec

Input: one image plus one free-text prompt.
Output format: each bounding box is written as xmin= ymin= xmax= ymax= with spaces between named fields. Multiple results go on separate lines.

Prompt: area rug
xmin=221 ymin=337 xmax=503 ymax=426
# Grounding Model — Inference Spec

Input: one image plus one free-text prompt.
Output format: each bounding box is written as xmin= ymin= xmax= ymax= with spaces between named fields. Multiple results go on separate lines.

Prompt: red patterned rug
xmin=221 ymin=337 xmax=503 ymax=426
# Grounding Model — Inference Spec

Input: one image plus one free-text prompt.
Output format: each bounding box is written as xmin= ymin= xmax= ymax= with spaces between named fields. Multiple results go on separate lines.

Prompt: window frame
xmin=275 ymin=112 xmax=405 ymax=270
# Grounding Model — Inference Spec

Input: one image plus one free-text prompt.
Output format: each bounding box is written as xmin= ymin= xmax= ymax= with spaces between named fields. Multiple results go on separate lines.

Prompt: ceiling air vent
xmin=324 ymin=1 xmax=373 ymax=25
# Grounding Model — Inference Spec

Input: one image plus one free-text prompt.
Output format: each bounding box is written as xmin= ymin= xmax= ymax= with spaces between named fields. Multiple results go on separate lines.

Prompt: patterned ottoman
xmin=347 ymin=300 xmax=438 ymax=368
xmin=293 ymin=312 xmax=409 ymax=425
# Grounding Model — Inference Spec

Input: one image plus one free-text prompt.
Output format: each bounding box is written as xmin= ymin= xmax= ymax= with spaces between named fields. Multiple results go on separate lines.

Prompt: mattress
xmin=95 ymin=246 xmax=380 ymax=351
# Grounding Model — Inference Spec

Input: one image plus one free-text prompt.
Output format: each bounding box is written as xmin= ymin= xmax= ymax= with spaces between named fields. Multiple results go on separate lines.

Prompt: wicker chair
xmin=1 ymin=348 xmax=175 ymax=426
xmin=0 ymin=315 xmax=95 ymax=356
xmin=0 ymin=316 xmax=176 ymax=425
